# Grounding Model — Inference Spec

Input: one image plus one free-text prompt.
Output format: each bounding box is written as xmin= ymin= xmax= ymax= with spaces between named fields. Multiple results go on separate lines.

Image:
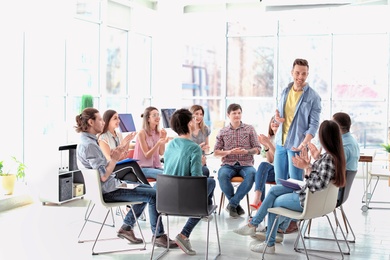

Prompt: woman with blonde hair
xmin=133 ymin=106 xmax=169 ymax=179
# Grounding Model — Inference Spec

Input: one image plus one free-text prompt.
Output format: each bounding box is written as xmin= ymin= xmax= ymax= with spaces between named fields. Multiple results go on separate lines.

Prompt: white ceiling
xmin=134 ymin=0 xmax=389 ymax=11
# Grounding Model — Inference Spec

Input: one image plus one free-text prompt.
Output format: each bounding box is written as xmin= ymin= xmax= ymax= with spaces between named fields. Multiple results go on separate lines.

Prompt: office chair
xmin=150 ymin=174 xmax=221 ymax=260
xmin=263 ymin=183 xmax=346 ymax=260
xmin=78 ymin=169 xmax=146 ymax=255
xmin=305 ymin=170 xmax=357 ymax=246
xmin=218 ymin=176 xmax=251 ymax=217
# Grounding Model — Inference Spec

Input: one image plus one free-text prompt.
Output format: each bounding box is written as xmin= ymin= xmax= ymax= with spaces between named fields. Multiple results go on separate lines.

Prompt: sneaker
xmin=175 ymin=234 xmax=196 ymax=255
xmin=153 ymin=234 xmax=178 ymax=248
xmin=250 ymin=241 xmax=275 ymax=254
xmin=117 ymin=228 xmax=143 ymax=244
xmin=233 ymin=224 xmax=256 ymax=236
xmin=251 ymin=228 xmax=284 ymax=243
xmin=225 ymin=204 xmax=239 ymax=218
xmin=236 ymin=205 xmax=245 ymax=215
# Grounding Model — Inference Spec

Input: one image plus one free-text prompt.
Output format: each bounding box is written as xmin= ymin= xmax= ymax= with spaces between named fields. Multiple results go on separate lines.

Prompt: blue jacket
xmin=276 ymin=82 xmax=322 ymax=149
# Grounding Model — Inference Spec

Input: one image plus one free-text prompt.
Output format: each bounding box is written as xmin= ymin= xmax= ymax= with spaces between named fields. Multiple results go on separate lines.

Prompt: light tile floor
xmin=1 ymin=177 xmax=390 ymax=260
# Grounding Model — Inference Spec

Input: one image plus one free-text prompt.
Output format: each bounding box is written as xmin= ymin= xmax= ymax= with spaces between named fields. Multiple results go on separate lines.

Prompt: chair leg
xmin=213 ymin=211 xmax=222 ymax=258
xmin=295 ymin=215 xmax=347 ymax=259
xmin=150 ymin=215 xmax=170 ymax=260
xmin=218 ymin=193 xmax=225 ymax=215
xmin=79 ymin=205 xmax=146 ymax=255
xmin=262 ymin=215 xmax=281 ymax=260
xmin=340 ymin=205 xmax=356 ymax=243
xmin=246 ymin=194 xmax=251 ymax=217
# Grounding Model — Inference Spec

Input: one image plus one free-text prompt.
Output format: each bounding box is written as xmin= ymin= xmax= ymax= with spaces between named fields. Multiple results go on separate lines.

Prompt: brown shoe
xmin=117 ymin=228 xmax=143 ymax=244
xmin=153 ymin=234 xmax=178 ymax=248
xmin=284 ymin=220 xmax=299 ymax=234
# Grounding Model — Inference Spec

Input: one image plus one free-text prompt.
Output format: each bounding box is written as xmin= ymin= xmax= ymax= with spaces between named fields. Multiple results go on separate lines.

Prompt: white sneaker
xmin=250 ymin=227 xmax=284 ymax=243
xmin=250 ymin=241 xmax=275 ymax=254
xmin=233 ymin=224 xmax=256 ymax=236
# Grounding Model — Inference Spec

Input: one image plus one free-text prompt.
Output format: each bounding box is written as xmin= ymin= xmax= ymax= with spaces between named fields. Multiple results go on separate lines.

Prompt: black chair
xmin=150 ymin=174 xmax=221 ymax=260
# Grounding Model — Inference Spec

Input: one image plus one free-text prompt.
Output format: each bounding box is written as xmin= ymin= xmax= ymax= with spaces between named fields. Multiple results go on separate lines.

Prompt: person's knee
xmin=208 ymin=178 xmax=216 ymax=189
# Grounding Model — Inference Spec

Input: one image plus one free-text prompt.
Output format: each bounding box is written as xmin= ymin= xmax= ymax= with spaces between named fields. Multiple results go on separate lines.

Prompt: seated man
xmin=214 ymin=103 xmax=261 ymax=218
xmin=75 ymin=107 xmax=177 ymax=248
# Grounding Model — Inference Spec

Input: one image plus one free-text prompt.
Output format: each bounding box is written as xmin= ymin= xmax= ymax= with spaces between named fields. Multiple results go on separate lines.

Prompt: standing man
xmin=274 ymin=58 xmax=322 ymax=182
xmin=214 ymin=103 xmax=261 ymax=218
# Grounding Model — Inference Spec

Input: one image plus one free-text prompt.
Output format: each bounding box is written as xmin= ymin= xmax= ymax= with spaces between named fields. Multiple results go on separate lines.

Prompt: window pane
xmin=227 ymin=36 xmax=275 ymax=97
xmin=332 ymin=34 xmax=389 ymax=102
xmin=67 ymin=20 xmax=100 ymax=96
xmin=128 ymin=32 xmax=152 ymax=110
xmin=106 ymin=27 xmax=128 ymax=95
xmin=333 ymin=100 xmax=387 ymax=148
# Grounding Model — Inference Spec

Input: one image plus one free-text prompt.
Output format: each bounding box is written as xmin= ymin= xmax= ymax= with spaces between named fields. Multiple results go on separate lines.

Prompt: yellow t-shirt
xmin=282 ymin=88 xmax=303 ymax=145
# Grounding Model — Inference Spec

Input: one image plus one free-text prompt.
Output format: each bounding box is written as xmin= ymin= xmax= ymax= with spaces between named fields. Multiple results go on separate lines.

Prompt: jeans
xmin=141 ymin=167 xmax=163 ymax=180
xmin=181 ymin=178 xmax=216 ymax=238
xmin=274 ymin=145 xmax=304 ymax=183
xmin=103 ymin=183 xmax=164 ymax=236
xmin=250 ymin=185 xmax=302 ymax=246
xmin=217 ymin=164 xmax=255 ymax=207
xmin=255 ymin=162 xmax=276 ymax=202
xmin=202 ymin=165 xmax=210 ymax=177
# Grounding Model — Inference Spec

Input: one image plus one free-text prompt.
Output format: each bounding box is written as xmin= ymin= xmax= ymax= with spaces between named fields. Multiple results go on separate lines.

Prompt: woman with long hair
xmin=189 ymin=105 xmax=211 ymax=177
xmin=98 ymin=109 xmax=136 ymax=161
xmin=133 ymin=106 xmax=169 ymax=179
xmin=234 ymin=120 xmax=346 ymax=255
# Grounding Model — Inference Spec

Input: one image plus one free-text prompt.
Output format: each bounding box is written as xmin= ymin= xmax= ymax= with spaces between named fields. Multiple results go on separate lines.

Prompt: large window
xmin=182 ymin=8 xmax=389 ymax=148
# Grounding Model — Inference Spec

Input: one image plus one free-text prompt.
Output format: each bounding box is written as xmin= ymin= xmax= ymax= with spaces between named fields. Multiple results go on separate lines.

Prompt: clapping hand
xmin=123 ymin=132 xmax=136 ymax=144
xmin=111 ymin=146 xmax=126 ymax=161
xmin=292 ymin=147 xmax=310 ymax=169
xmin=308 ymin=143 xmax=322 ymax=160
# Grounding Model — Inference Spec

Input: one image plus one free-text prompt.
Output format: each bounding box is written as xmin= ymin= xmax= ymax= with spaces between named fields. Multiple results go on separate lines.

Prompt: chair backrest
xmin=300 ymin=182 xmax=339 ymax=220
xmin=156 ymin=174 xmax=208 ymax=217
xmin=337 ymin=170 xmax=357 ymax=207
xmin=80 ymin=168 xmax=113 ymax=208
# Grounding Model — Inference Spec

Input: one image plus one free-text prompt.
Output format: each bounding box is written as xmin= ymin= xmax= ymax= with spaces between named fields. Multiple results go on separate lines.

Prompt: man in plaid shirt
xmin=214 ymin=103 xmax=262 ymax=218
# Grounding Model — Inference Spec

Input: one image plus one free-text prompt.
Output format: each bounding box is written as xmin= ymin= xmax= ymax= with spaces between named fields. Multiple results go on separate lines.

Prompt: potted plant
xmin=381 ymin=143 xmax=390 ymax=153
xmin=0 ymin=157 xmax=27 ymax=195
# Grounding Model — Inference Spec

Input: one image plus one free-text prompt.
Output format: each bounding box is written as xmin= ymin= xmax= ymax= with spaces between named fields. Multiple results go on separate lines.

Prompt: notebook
xmin=278 ymin=178 xmax=305 ymax=190
xmin=117 ymin=183 xmax=140 ymax=189
xmin=116 ymin=158 xmax=139 ymax=165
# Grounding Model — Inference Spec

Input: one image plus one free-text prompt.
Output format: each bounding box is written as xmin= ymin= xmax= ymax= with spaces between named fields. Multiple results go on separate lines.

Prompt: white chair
xmin=78 ymin=168 xmax=146 ymax=255
xmin=361 ymin=166 xmax=390 ymax=211
xmin=305 ymin=170 xmax=357 ymax=248
xmin=263 ymin=183 xmax=346 ymax=260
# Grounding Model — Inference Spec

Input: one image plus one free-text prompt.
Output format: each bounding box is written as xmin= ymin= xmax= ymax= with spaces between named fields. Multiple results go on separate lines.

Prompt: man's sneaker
xmin=251 ymin=228 xmax=284 ymax=243
xmin=175 ymin=234 xmax=196 ymax=255
xmin=250 ymin=241 xmax=276 ymax=254
xmin=236 ymin=205 xmax=245 ymax=215
xmin=153 ymin=234 xmax=178 ymax=248
xmin=233 ymin=224 xmax=256 ymax=236
xmin=117 ymin=228 xmax=143 ymax=244
xmin=225 ymin=204 xmax=239 ymax=218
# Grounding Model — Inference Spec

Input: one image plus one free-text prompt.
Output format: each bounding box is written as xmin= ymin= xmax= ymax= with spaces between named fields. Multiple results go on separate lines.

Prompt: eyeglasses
xmin=150 ymin=113 xmax=160 ymax=118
